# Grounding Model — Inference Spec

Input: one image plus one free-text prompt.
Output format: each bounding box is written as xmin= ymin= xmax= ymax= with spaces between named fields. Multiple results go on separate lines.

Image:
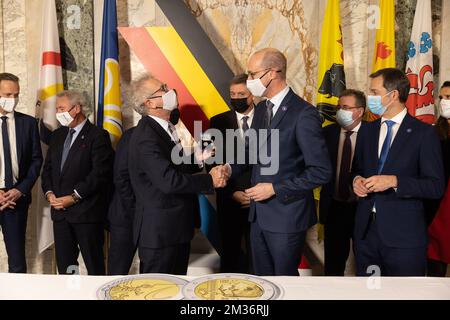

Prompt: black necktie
xmin=337 ymin=130 xmax=354 ymax=200
xmin=242 ymin=116 xmax=250 ymax=147
xmin=265 ymin=100 xmax=274 ymax=128
xmin=61 ymin=128 xmax=75 ymax=172
xmin=1 ymin=116 xmax=13 ymax=189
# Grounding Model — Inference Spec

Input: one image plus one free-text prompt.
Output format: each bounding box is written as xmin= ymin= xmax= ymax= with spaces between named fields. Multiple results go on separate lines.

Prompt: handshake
xmin=209 ymin=165 xmax=231 ymax=188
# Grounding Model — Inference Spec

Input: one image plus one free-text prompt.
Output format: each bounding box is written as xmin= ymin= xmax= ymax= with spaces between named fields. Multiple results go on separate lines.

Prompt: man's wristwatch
xmin=71 ymin=193 xmax=81 ymax=204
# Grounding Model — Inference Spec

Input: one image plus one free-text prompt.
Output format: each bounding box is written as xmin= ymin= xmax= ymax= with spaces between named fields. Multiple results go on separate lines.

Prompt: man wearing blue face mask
xmin=320 ymin=89 xmax=366 ymax=276
xmin=0 ymin=72 xmax=43 ymax=273
xmin=351 ymin=68 xmax=445 ymax=276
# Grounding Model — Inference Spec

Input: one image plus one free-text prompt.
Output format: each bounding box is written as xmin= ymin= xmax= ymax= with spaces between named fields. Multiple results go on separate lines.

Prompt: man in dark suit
xmin=0 ymin=73 xmax=43 ymax=273
xmin=128 ymin=74 xmax=226 ymax=275
xmin=222 ymin=48 xmax=332 ymax=276
xmin=320 ymin=89 xmax=366 ymax=276
xmin=209 ymin=74 xmax=254 ymax=273
xmin=42 ymin=90 xmax=114 ymax=275
xmin=107 ymin=127 xmax=136 ymax=275
xmin=352 ymin=68 xmax=445 ymax=276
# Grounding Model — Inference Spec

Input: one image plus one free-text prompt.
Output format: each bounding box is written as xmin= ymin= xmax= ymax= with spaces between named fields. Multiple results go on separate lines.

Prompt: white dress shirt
xmin=70 ymin=118 xmax=87 ymax=147
xmin=0 ymin=112 xmax=19 ymax=188
xmin=378 ymin=108 xmax=408 ymax=157
xmin=335 ymin=121 xmax=361 ymax=196
xmin=266 ymin=85 xmax=290 ymax=117
xmin=235 ymin=107 xmax=255 ymax=138
xmin=149 ymin=115 xmax=179 ymax=143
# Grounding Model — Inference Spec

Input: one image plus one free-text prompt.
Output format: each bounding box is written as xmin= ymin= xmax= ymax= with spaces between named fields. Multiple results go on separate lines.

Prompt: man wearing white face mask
xmin=0 ymin=73 xmax=43 ymax=273
xmin=128 ymin=74 xmax=225 ymax=275
xmin=41 ymin=90 xmax=114 ymax=275
xmin=320 ymin=89 xmax=366 ymax=276
xmin=222 ymin=48 xmax=332 ymax=276
xmin=351 ymin=68 xmax=445 ymax=276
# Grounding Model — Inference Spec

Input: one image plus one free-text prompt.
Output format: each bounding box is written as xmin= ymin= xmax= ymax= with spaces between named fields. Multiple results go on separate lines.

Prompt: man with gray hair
xmin=42 ymin=89 xmax=114 ymax=275
xmin=128 ymin=74 xmax=225 ymax=274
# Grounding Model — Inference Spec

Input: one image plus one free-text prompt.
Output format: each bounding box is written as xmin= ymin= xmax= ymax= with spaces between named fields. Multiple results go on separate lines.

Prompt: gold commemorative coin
xmin=183 ymin=273 xmax=282 ymax=300
xmin=97 ymin=274 xmax=188 ymax=300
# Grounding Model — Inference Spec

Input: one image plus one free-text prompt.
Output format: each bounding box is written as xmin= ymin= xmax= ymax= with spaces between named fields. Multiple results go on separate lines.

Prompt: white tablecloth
xmin=0 ymin=273 xmax=449 ymax=300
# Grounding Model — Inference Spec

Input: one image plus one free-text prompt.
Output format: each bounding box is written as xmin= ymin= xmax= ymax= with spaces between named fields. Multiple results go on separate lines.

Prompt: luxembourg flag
xmin=97 ymin=0 xmax=123 ymax=145
xmin=405 ymin=0 xmax=435 ymax=124
xmin=35 ymin=0 xmax=64 ymax=254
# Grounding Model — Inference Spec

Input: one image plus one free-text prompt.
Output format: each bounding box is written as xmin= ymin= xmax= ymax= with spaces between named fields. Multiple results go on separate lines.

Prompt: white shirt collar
xmin=340 ymin=121 xmax=362 ymax=134
xmin=381 ymin=108 xmax=407 ymax=125
xmin=72 ymin=118 xmax=87 ymax=134
xmin=149 ymin=115 xmax=170 ymax=132
xmin=267 ymin=86 xmax=290 ymax=109
xmin=235 ymin=106 xmax=255 ymax=121
xmin=1 ymin=112 xmax=14 ymax=120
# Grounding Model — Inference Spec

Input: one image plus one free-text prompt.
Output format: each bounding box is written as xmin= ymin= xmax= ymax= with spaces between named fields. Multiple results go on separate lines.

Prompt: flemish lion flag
xmin=316 ymin=0 xmax=346 ymax=127
xmin=315 ymin=0 xmax=346 ymax=241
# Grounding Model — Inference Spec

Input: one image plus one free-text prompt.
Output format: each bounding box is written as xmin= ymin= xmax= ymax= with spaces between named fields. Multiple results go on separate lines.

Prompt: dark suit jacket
xmin=209 ymin=110 xmax=252 ymax=206
xmin=231 ymin=89 xmax=332 ymax=233
xmin=10 ymin=112 xmax=43 ymax=203
xmin=128 ymin=116 xmax=215 ymax=249
xmin=41 ymin=120 xmax=114 ymax=223
xmin=319 ymin=122 xmax=367 ymax=224
xmin=351 ymin=113 xmax=445 ymax=248
xmin=107 ymin=127 xmax=135 ymax=228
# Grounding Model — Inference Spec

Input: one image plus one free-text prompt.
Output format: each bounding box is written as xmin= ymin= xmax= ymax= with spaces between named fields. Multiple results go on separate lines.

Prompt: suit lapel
xmin=330 ymin=125 xmax=341 ymax=169
xmin=61 ymin=121 xmax=91 ymax=175
xmin=370 ymin=120 xmax=381 ymax=174
xmin=228 ymin=111 xmax=239 ymax=130
xmin=13 ymin=112 xmax=23 ymax=164
xmin=259 ymin=89 xmax=293 ymax=148
xmin=146 ymin=116 xmax=176 ymax=151
xmin=381 ymin=114 xmax=415 ymax=173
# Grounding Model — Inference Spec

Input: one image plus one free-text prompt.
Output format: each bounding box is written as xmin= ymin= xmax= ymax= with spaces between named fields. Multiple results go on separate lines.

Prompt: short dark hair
xmin=230 ymin=73 xmax=248 ymax=87
xmin=369 ymin=68 xmax=410 ymax=103
xmin=339 ymin=89 xmax=366 ymax=109
xmin=441 ymin=81 xmax=450 ymax=89
xmin=0 ymin=73 xmax=19 ymax=84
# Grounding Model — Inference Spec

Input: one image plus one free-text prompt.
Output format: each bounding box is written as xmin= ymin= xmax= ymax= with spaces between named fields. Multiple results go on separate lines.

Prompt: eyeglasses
xmin=246 ymin=69 xmax=281 ymax=79
xmin=337 ymin=106 xmax=363 ymax=111
xmin=148 ymin=84 xmax=169 ymax=99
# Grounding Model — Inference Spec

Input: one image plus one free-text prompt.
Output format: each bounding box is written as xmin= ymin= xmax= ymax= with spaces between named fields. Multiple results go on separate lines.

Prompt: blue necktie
xmin=1 ymin=116 xmax=13 ymax=189
xmin=61 ymin=128 xmax=75 ymax=172
xmin=377 ymin=120 xmax=395 ymax=174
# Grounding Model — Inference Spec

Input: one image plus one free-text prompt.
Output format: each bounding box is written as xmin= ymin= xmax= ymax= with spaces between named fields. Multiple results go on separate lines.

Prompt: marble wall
xmin=0 ymin=0 xmax=448 ymax=274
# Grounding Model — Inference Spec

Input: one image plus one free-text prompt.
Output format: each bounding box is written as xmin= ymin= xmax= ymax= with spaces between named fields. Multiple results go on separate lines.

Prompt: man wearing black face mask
xmin=208 ymin=74 xmax=255 ymax=273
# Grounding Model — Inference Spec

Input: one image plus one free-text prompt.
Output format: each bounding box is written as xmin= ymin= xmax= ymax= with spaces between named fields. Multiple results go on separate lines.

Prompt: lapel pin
xmin=406 ymin=128 xmax=412 ymax=133
xmin=282 ymin=106 xmax=287 ymax=111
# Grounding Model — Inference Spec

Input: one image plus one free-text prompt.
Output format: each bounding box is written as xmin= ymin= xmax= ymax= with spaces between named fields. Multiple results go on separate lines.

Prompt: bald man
xmin=224 ymin=48 xmax=332 ymax=276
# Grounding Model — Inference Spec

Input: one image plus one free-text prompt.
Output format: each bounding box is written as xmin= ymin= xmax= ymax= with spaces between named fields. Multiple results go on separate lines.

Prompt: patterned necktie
xmin=265 ymin=100 xmax=274 ymax=128
xmin=61 ymin=128 xmax=76 ymax=172
xmin=1 ymin=116 xmax=13 ymax=189
xmin=338 ymin=130 xmax=354 ymax=200
xmin=377 ymin=120 xmax=396 ymax=174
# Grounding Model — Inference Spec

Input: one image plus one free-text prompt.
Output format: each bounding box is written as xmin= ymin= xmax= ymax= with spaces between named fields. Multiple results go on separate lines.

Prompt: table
xmin=0 ymin=273 xmax=449 ymax=300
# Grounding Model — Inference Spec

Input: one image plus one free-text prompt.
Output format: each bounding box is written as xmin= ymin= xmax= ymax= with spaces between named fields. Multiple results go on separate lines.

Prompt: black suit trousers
xmin=53 ymin=219 xmax=105 ymax=275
